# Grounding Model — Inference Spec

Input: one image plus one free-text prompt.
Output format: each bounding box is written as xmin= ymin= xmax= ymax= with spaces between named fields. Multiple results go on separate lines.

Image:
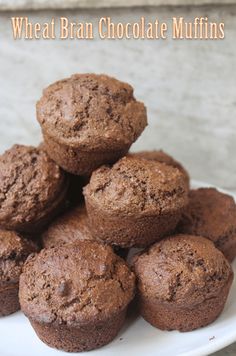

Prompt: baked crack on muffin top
xmin=19 ymin=241 xmax=135 ymax=326
xmin=0 ymin=144 xmax=67 ymax=231
xmin=37 ymin=74 xmax=147 ymax=150
xmin=129 ymin=150 xmax=189 ymax=186
xmin=84 ymin=156 xmax=188 ymax=216
xmin=133 ymin=234 xmax=232 ymax=306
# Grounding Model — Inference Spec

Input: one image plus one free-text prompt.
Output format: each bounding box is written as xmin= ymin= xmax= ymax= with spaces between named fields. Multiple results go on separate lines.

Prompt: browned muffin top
xmin=36 ymin=74 xmax=147 ymax=150
xmin=177 ymin=188 xmax=236 ymax=245
xmin=129 ymin=150 xmax=189 ymax=185
xmin=0 ymin=230 xmax=37 ymax=287
xmin=0 ymin=145 xmax=67 ymax=231
xmin=133 ymin=234 xmax=233 ymax=307
xmin=19 ymin=241 xmax=135 ymax=326
xmin=42 ymin=205 xmax=93 ymax=248
xmin=84 ymin=156 xmax=188 ymax=216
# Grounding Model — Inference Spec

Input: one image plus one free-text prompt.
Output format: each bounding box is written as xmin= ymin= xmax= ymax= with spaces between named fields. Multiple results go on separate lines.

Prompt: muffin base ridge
xmin=29 ymin=309 xmax=126 ymax=352
xmin=43 ymin=133 xmax=130 ymax=176
xmin=139 ymin=274 xmax=233 ymax=332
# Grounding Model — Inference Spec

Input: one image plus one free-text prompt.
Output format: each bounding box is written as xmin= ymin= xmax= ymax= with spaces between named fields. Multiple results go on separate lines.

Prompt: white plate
xmin=1 ymin=180 xmax=236 ymax=356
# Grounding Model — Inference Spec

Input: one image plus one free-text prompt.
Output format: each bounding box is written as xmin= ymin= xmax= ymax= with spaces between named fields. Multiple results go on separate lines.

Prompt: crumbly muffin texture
xmin=37 ymin=74 xmax=147 ymax=150
xmin=0 ymin=230 xmax=37 ymax=287
xmin=42 ymin=205 xmax=93 ymax=248
xmin=84 ymin=156 xmax=188 ymax=216
xmin=129 ymin=150 xmax=189 ymax=185
xmin=19 ymin=241 xmax=135 ymax=326
xmin=0 ymin=144 xmax=67 ymax=232
xmin=177 ymin=188 xmax=236 ymax=260
xmin=133 ymin=234 xmax=232 ymax=306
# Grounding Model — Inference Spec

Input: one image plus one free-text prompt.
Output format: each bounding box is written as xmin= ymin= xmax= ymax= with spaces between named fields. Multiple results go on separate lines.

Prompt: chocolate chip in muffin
xmin=19 ymin=240 xmax=135 ymax=352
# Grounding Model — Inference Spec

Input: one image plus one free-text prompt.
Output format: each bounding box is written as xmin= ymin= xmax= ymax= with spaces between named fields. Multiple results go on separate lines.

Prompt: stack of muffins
xmin=0 ymin=73 xmax=235 ymax=352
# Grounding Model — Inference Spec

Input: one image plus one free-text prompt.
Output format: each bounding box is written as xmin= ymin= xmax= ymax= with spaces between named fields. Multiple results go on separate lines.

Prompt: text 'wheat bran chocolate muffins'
xmin=132 ymin=234 xmax=233 ymax=332
xmin=0 ymin=230 xmax=37 ymax=316
xmin=0 ymin=144 xmax=68 ymax=234
xmin=177 ymin=188 xmax=236 ymax=261
xmin=37 ymin=73 xmax=147 ymax=176
xmin=19 ymin=240 xmax=135 ymax=352
xmin=129 ymin=150 xmax=190 ymax=187
xmin=84 ymin=156 xmax=189 ymax=248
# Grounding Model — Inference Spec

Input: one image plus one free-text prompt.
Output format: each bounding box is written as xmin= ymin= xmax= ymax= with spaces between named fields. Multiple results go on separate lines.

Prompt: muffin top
xmin=42 ymin=205 xmax=93 ymax=248
xmin=133 ymin=234 xmax=233 ymax=307
xmin=84 ymin=156 xmax=188 ymax=216
xmin=177 ymin=188 xmax=236 ymax=243
xmin=37 ymin=73 xmax=147 ymax=150
xmin=19 ymin=241 xmax=135 ymax=326
xmin=129 ymin=150 xmax=189 ymax=185
xmin=0 ymin=145 xmax=67 ymax=231
xmin=0 ymin=230 xmax=37 ymax=287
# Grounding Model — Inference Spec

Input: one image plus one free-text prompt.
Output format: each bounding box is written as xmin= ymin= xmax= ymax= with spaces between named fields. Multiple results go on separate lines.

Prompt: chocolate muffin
xmin=84 ymin=156 xmax=189 ymax=248
xmin=42 ymin=205 xmax=93 ymax=248
xmin=0 ymin=144 xmax=68 ymax=233
xmin=36 ymin=73 xmax=147 ymax=176
xmin=129 ymin=150 xmax=190 ymax=187
xmin=132 ymin=234 xmax=233 ymax=332
xmin=40 ymin=141 xmax=85 ymax=207
xmin=0 ymin=230 xmax=37 ymax=316
xmin=42 ymin=205 xmax=129 ymax=260
xmin=19 ymin=241 xmax=135 ymax=352
xmin=177 ymin=188 xmax=236 ymax=261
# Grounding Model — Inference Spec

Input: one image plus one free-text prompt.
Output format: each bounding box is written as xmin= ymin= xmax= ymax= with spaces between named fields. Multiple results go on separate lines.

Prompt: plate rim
xmin=182 ymin=180 xmax=236 ymax=356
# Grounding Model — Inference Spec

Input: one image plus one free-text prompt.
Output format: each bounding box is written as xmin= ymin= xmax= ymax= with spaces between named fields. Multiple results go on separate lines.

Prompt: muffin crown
xmin=129 ymin=150 xmax=189 ymax=185
xmin=133 ymin=234 xmax=233 ymax=306
xmin=0 ymin=230 xmax=37 ymax=287
xmin=19 ymin=240 xmax=135 ymax=326
xmin=42 ymin=205 xmax=93 ymax=248
xmin=0 ymin=144 xmax=66 ymax=228
xmin=37 ymin=73 xmax=147 ymax=150
xmin=178 ymin=188 xmax=236 ymax=242
xmin=84 ymin=156 xmax=188 ymax=216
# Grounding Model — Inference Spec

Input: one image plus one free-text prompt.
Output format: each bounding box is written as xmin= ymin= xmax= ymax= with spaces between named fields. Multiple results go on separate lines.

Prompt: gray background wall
xmin=0 ymin=5 xmax=235 ymax=191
